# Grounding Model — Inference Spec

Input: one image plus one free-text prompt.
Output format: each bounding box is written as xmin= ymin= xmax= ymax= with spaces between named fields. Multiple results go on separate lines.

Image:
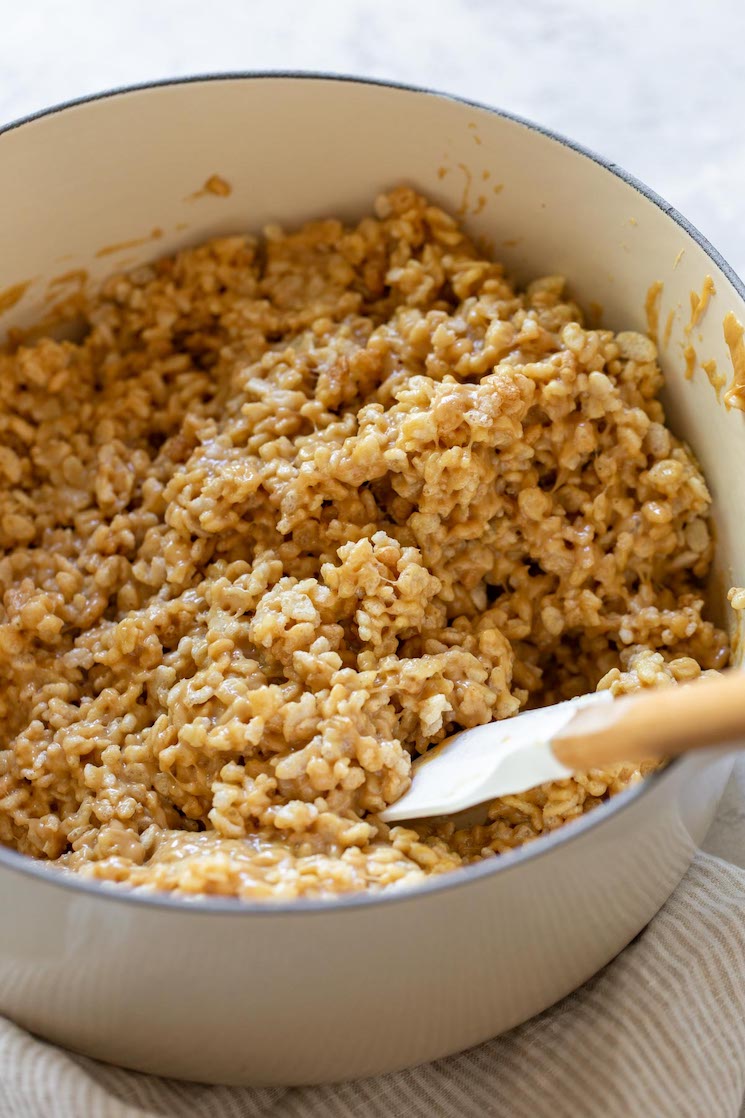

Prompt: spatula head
xmin=379 ymin=690 xmax=613 ymax=823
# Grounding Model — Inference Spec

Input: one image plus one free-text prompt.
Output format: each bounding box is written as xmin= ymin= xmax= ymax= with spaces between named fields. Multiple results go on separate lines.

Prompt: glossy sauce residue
xmin=723 ymin=312 xmax=745 ymax=411
xmin=437 ymin=161 xmax=492 ymax=216
xmin=0 ymin=280 xmax=31 ymax=316
xmin=47 ymin=268 xmax=88 ymax=289
xmin=95 ymin=228 xmax=163 ymax=258
xmin=645 ymin=280 xmax=663 ymax=345
xmin=684 ymin=344 xmax=697 ymax=380
xmin=43 ymin=269 xmax=88 ymax=305
xmin=681 ymin=276 xmax=715 ymax=383
xmin=701 ymin=358 xmax=726 ymax=400
xmin=187 ymin=174 xmax=233 ymax=201
xmin=688 ymin=275 xmax=716 ymax=331
xmin=662 ymin=308 xmax=675 ymax=348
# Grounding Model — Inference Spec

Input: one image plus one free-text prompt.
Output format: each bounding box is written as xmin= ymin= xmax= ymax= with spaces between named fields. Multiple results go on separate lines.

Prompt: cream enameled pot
xmin=0 ymin=74 xmax=743 ymax=1086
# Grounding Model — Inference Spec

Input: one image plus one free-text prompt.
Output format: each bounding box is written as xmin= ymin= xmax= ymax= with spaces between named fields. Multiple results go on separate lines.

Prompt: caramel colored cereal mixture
xmin=0 ymin=189 xmax=728 ymax=900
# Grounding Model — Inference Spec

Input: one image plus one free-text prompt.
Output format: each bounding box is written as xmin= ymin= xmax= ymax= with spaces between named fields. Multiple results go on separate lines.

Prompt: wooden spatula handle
xmin=552 ymin=669 xmax=745 ymax=771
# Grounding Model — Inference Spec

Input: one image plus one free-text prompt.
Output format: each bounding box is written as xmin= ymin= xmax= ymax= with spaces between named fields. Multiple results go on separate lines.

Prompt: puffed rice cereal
xmin=0 ymin=189 xmax=729 ymax=900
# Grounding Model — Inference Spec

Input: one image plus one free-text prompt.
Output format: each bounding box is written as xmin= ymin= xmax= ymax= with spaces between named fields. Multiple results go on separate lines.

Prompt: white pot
xmin=0 ymin=75 xmax=742 ymax=1086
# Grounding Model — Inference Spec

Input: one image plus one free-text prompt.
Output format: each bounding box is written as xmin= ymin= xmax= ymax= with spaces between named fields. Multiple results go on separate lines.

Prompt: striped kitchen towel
xmin=1 ymin=851 xmax=744 ymax=1118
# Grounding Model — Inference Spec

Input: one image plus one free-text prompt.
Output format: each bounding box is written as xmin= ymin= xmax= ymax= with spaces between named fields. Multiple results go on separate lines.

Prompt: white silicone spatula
xmin=379 ymin=669 xmax=745 ymax=823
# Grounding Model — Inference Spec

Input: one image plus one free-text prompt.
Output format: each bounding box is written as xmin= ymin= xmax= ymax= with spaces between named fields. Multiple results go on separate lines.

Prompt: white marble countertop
xmin=1 ymin=0 xmax=743 ymax=865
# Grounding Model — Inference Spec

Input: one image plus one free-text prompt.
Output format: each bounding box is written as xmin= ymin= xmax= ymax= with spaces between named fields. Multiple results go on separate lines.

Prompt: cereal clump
xmin=0 ymin=189 xmax=728 ymax=900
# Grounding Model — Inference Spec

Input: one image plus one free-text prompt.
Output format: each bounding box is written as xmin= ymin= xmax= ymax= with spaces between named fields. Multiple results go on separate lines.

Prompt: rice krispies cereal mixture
xmin=0 ymin=188 xmax=728 ymax=900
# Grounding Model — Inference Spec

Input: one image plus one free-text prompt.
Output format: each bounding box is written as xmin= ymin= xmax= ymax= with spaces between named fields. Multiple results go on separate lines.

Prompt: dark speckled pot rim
xmin=0 ymin=71 xmax=741 ymax=917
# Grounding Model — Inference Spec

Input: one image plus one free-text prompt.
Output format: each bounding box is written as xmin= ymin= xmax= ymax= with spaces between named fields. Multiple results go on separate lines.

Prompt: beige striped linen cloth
xmin=2 ymin=851 xmax=745 ymax=1118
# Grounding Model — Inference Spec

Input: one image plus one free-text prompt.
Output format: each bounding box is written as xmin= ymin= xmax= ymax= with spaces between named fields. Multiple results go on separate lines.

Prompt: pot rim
xmin=0 ymin=70 xmax=739 ymax=918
